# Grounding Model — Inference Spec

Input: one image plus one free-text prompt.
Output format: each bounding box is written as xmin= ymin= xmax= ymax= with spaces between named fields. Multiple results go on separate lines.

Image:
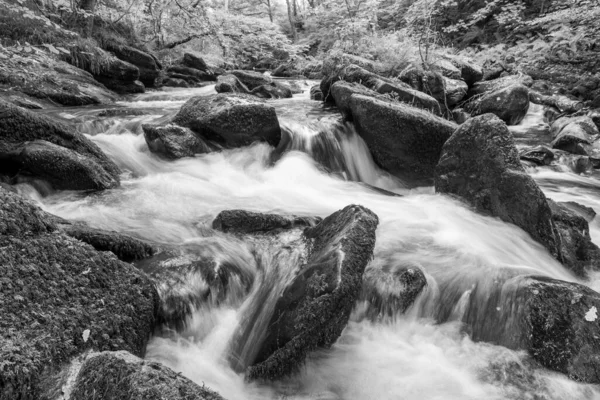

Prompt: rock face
xmin=0 ymin=100 xmax=120 ymax=190
xmin=349 ymin=94 xmax=457 ymax=182
xmin=466 ymin=84 xmax=530 ymax=125
xmin=172 ymin=94 xmax=281 ymax=147
xmin=143 ymin=124 xmax=212 ymax=159
xmin=0 ymin=187 xmax=158 ymax=400
xmin=70 ymin=351 xmax=225 ymax=400
xmin=435 ymin=114 xmax=600 ymax=276
xmin=213 ymin=210 xmax=321 ymax=234
xmin=246 ymin=205 xmax=379 ymax=380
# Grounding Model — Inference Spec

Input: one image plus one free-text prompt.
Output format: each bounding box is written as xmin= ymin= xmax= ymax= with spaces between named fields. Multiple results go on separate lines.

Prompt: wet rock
xmin=435 ymin=114 xmax=559 ymax=259
xmin=230 ymin=70 xmax=272 ymax=90
xmin=213 ymin=210 xmax=321 ymax=234
xmin=551 ymin=116 xmax=599 ymax=155
xmin=0 ymin=187 xmax=158 ymax=400
xmin=143 ymin=124 xmax=212 ymax=159
xmin=398 ymin=66 xmax=446 ymax=103
xmin=247 ymin=205 xmax=379 ymax=380
xmin=310 ymin=84 xmax=323 ymax=101
xmin=0 ymin=140 xmax=119 ymax=191
xmin=0 ymin=100 xmax=120 ymax=189
xmin=466 ymin=84 xmax=530 ymax=125
xmin=162 ymin=77 xmax=189 ymax=88
xmin=361 ymin=261 xmax=427 ymax=318
xmin=549 ymin=200 xmax=600 ymax=276
xmin=62 ymin=224 xmax=155 ymax=263
xmin=250 ymin=82 xmax=293 ymax=99
xmin=183 ymin=53 xmax=209 ymax=72
xmin=94 ymin=57 xmax=144 ymax=94
xmin=519 ymin=145 xmax=555 ymax=166
xmin=107 ymin=44 xmax=162 ymax=87
xmin=215 ymin=74 xmax=251 ymax=94
xmin=70 ymin=351 xmax=225 ymax=400
xmin=444 ymin=77 xmax=468 ymax=106
xmin=172 ymin=93 xmax=281 ymax=147
xmin=560 ymin=201 xmax=596 ymax=223
xmin=350 ymin=94 xmax=457 ymax=182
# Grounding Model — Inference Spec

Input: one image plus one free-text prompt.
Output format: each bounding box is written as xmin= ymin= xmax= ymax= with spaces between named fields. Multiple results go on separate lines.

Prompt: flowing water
xmin=17 ymin=85 xmax=600 ymax=399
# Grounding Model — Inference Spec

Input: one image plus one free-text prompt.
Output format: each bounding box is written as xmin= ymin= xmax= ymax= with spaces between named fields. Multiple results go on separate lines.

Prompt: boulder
xmin=246 ymin=205 xmax=379 ymax=380
xmin=213 ymin=210 xmax=321 ymax=234
xmin=107 ymin=44 xmax=162 ymax=87
xmin=398 ymin=66 xmax=446 ymax=103
xmin=519 ymin=145 xmax=555 ymax=166
xmin=172 ymin=94 xmax=281 ymax=147
xmin=349 ymin=94 xmax=457 ymax=182
xmin=435 ymin=114 xmax=559 ymax=258
xmin=162 ymin=78 xmax=189 ymax=88
xmin=96 ymin=78 xmax=145 ymax=95
xmin=433 ymin=59 xmax=462 ymax=80
xmin=444 ymin=77 xmax=468 ymax=106
xmin=551 ymin=116 xmax=599 ymax=155
xmin=250 ymin=82 xmax=293 ymax=99
xmin=469 ymin=74 xmax=533 ymax=97
xmin=94 ymin=57 xmax=144 ymax=94
xmin=466 ymin=84 xmax=530 ymax=125
xmin=167 ymin=65 xmax=217 ymax=81
xmin=0 ymin=100 xmax=120 ymax=189
xmin=0 ymin=188 xmax=158 ymax=400
xmin=143 ymin=124 xmax=212 ymax=159
xmin=330 ymin=81 xmax=379 ymax=120
xmin=230 ymin=70 xmax=272 ymax=90
xmin=435 ymin=114 xmax=600 ymax=276
xmin=446 ymin=56 xmax=483 ymax=86
xmin=215 ymin=74 xmax=251 ymax=94
xmin=182 ymin=53 xmax=208 ymax=71
xmin=310 ymin=85 xmax=323 ymax=101
xmin=0 ymin=140 xmax=119 ymax=191
xmin=70 ymin=351 xmax=225 ymax=400
xmin=62 ymin=224 xmax=155 ymax=262
xmin=361 ymin=261 xmax=427 ymax=318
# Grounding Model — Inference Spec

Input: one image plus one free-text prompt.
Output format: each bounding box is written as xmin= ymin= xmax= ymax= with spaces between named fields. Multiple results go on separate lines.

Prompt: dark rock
xmin=466 ymin=84 xmax=530 ymax=125
xmin=0 ymin=187 xmax=158 ymax=400
xmin=97 ymin=78 xmax=145 ymax=95
xmin=162 ymin=78 xmax=189 ymax=88
xmin=560 ymin=201 xmax=597 ymax=223
xmin=247 ymin=205 xmax=379 ymax=380
xmin=94 ymin=57 xmax=143 ymax=94
xmin=70 ymin=351 xmax=225 ymax=400
xmin=230 ymin=70 xmax=272 ymax=90
xmin=167 ymin=65 xmax=217 ymax=81
xmin=172 ymin=93 xmax=281 ymax=147
xmin=98 ymin=109 xmax=147 ymax=118
xmin=183 ymin=53 xmax=208 ymax=71
xmin=0 ymin=140 xmax=119 ymax=191
xmin=310 ymin=85 xmax=323 ymax=101
xmin=215 ymin=74 xmax=251 ymax=94
xmin=250 ymin=82 xmax=293 ymax=99
xmin=447 ymin=57 xmax=483 ymax=86
xmin=369 ymin=78 xmax=442 ymax=115
xmin=452 ymin=108 xmax=470 ymax=124
xmin=469 ymin=75 xmax=533 ymax=97
xmin=107 ymin=44 xmax=162 ymax=87
xmin=62 ymin=224 xmax=155 ymax=262
xmin=589 ymin=111 xmax=600 ymax=132
xmin=361 ymin=261 xmax=427 ymax=318
xmin=519 ymin=145 xmax=555 ymax=166
xmin=435 ymin=114 xmax=559 ymax=259
xmin=143 ymin=124 xmax=212 ymax=159
xmin=551 ymin=116 xmax=599 ymax=155
xmin=330 ymin=81 xmax=379 ymax=120
xmin=529 ymin=92 xmax=584 ymax=114
xmin=213 ymin=210 xmax=321 ymax=234
xmin=398 ymin=66 xmax=446 ymax=103
xmin=349 ymin=94 xmax=457 ymax=182
xmin=444 ymin=77 xmax=468 ymax=106
xmin=433 ymin=59 xmax=462 ymax=80
xmin=0 ymin=100 xmax=120 ymax=189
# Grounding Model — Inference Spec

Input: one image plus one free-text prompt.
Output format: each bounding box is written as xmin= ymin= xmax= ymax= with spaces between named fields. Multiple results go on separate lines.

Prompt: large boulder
xmin=213 ymin=209 xmax=321 ymax=234
xmin=466 ymin=84 xmax=530 ymax=125
xmin=444 ymin=77 xmax=468 ymax=106
xmin=435 ymin=114 xmax=600 ymax=276
xmin=469 ymin=74 xmax=533 ymax=97
xmin=0 ymin=100 xmax=120 ymax=190
xmin=182 ymin=52 xmax=209 ymax=71
xmin=107 ymin=44 xmax=162 ymax=87
xmin=250 ymin=82 xmax=293 ymax=99
xmin=349 ymin=94 xmax=457 ymax=182
xmin=445 ymin=56 xmax=483 ymax=86
xmin=70 ymin=351 xmax=225 ymax=400
xmin=172 ymin=94 xmax=281 ymax=147
xmin=398 ymin=66 xmax=446 ymax=103
xmin=0 ymin=188 xmax=158 ymax=399
xmin=230 ymin=70 xmax=272 ymax=90
xmin=330 ymin=81 xmax=379 ymax=119
xmin=93 ymin=57 xmax=144 ymax=94
xmin=143 ymin=124 xmax=212 ymax=159
xmin=246 ymin=205 xmax=379 ymax=380
xmin=551 ymin=116 xmax=599 ymax=155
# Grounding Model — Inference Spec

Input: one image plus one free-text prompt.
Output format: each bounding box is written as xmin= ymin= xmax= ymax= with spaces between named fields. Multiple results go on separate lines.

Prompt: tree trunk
xmin=224 ymin=0 xmax=230 ymax=12
xmin=267 ymin=0 xmax=273 ymax=22
xmin=79 ymin=0 xmax=96 ymax=11
xmin=285 ymin=0 xmax=297 ymax=42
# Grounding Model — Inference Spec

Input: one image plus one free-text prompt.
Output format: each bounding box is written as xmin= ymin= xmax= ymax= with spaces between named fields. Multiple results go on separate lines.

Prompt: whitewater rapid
xmin=20 ymin=84 xmax=600 ymax=399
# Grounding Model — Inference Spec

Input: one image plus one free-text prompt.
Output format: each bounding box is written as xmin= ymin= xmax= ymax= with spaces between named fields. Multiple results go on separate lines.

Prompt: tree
xmin=285 ymin=0 xmax=297 ymax=42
